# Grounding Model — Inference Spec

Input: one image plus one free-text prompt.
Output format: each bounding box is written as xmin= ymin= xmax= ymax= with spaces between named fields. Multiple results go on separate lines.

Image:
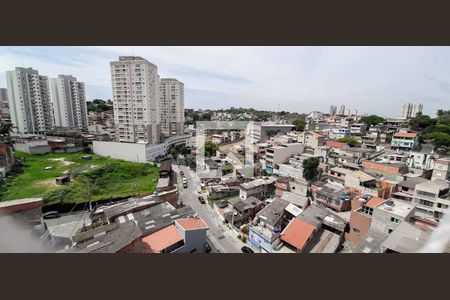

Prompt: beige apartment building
xmin=110 ymin=56 xmax=161 ymax=144
xmin=160 ymin=78 xmax=184 ymax=137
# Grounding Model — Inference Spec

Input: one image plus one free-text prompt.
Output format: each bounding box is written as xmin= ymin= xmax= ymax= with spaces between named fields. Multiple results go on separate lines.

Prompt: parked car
xmin=198 ymin=196 xmax=206 ymax=204
xmin=241 ymin=246 xmax=254 ymax=254
xmin=180 ymin=171 xmax=184 ymax=176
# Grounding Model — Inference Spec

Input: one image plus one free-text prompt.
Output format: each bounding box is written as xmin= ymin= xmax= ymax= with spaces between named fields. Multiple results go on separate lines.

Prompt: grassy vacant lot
xmin=0 ymin=152 xmax=159 ymax=204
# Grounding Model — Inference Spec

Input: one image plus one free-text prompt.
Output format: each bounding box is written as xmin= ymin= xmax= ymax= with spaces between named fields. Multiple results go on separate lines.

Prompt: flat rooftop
xmin=374 ymin=199 xmax=415 ymax=218
xmin=329 ymin=167 xmax=353 ymax=175
xmin=0 ymin=198 xmax=43 ymax=208
xmin=240 ymin=177 xmax=276 ymax=190
xmin=381 ymin=221 xmax=434 ymax=253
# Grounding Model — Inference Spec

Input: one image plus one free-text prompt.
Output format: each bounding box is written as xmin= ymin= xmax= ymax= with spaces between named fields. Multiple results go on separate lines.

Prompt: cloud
xmin=1 ymin=46 xmax=450 ymax=115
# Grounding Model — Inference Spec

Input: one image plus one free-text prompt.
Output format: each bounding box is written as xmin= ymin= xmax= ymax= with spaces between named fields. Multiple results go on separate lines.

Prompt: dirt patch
xmin=48 ymin=157 xmax=74 ymax=166
xmin=36 ymin=178 xmax=58 ymax=188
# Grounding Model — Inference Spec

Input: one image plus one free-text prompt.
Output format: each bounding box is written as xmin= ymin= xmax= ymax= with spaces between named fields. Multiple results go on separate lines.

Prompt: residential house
xmin=391 ymin=131 xmax=419 ymax=151
xmin=280 ymin=204 xmax=348 ymax=253
xmin=431 ymin=158 xmax=450 ymax=181
xmin=344 ymin=171 xmax=379 ymax=197
xmin=264 ymin=143 xmax=304 ymax=174
xmin=412 ymin=180 xmax=450 ymax=220
xmin=248 ymin=198 xmax=291 ymax=253
xmin=329 ymin=128 xmax=351 ymax=139
xmin=325 ymin=140 xmax=347 ymax=155
xmin=297 ymin=131 xmax=325 ymax=149
xmin=239 ymin=177 xmax=277 ymax=200
xmin=141 ymin=218 xmax=209 ymax=253
xmin=311 ymin=180 xmax=353 ymax=212
xmin=327 ymin=167 xmax=354 ymax=185
xmin=381 ymin=221 xmax=449 ymax=253
xmin=223 ymin=196 xmax=264 ymax=227
xmin=346 ymin=198 xmax=416 ymax=247
xmin=361 ymin=160 xmax=408 ymax=181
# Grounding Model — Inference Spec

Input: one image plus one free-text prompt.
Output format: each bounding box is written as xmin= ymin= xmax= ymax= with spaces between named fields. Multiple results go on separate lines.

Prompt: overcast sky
xmin=1 ymin=46 xmax=449 ymax=116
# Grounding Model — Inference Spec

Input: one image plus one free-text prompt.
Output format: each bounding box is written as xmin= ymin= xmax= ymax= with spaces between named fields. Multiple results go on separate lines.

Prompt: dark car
xmin=241 ymin=246 xmax=254 ymax=254
xmin=43 ymin=211 xmax=61 ymax=219
xmin=198 ymin=196 xmax=206 ymax=204
xmin=180 ymin=171 xmax=184 ymax=176
xmin=205 ymin=243 xmax=212 ymax=253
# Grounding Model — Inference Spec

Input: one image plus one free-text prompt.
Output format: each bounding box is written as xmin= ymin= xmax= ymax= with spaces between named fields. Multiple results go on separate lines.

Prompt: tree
xmin=409 ymin=113 xmax=436 ymax=131
xmin=0 ymin=120 xmax=13 ymax=136
xmin=337 ymin=136 xmax=358 ymax=147
xmin=204 ymin=141 xmax=219 ymax=157
xmin=292 ymin=118 xmax=306 ymax=131
xmin=426 ymin=132 xmax=450 ymax=148
xmin=303 ymin=157 xmax=320 ymax=181
xmin=359 ymin=115 xmax=385 ymax=127
xmin=437 ymin=110 xmax=450 ymax=126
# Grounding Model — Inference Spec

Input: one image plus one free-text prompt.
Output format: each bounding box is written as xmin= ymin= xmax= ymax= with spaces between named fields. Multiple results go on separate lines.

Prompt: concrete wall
xmin=278 ymin=164 xmax=304 ymax=180
xmin=371 ymin=205 xmax=413 ymax=234
xmin=14 ymin=143 xmax=51 ymax=154
xmin=346 ymin=202 xmax=372 ymax=245
xmin=93 ymin=141 xmax=147 ymax=163
xmin=172 ymin=224 xmax=208 ymax=253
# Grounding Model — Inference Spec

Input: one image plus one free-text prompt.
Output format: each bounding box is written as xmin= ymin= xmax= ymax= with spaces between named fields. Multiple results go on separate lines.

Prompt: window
xmin=390 ymin=217 xmax=400 ymax=224
xmin=417 ymin=190 xmax=436 ymax=198
xmin=419 ymin=199 xmax=434 ymax=207
xmin=437 ymin=203 xmax=449 ymax=209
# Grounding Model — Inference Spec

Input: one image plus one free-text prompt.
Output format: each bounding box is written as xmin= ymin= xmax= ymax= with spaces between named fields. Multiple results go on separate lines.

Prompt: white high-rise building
xmin=329 ymin=105 xmax=337 ymax=116
xmin=412 ymin=103 xmax=423 ymax=117
xmin=160 ymin=78 xmax=184 ymax=137
xmin=338 ymin=105 xmax=346 ymax=116
xmin=50 ymin=75 xmax=88 ymax=131
xmin=0 ymin=88 xmax=9 ymax=115
xmin=402 ymin=103 xmax=423 ymax=119
xmin=6 ymin=67 xmax=53 ymax=134
xmin=110 ymin=56 xmax=161 ymax=144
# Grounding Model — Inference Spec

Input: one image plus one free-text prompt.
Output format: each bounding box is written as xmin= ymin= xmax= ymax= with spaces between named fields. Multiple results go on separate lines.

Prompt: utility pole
xmin=85 ymin=180 xmax=92 ymax=212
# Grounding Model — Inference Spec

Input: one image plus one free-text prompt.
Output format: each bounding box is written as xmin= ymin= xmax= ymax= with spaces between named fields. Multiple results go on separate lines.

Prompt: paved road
xmin=173 ymin=164 xmax=245 ymax=253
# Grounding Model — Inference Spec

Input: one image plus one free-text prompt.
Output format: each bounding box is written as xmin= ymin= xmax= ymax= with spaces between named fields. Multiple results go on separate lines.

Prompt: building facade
xmin=50 ymin=75 xmax=88 ymax=131
xmin=159 ymin=78 xmax=184 ymax=137
xmin=6 ymin=67 xmax=53 ymax=134
xmin=110 ymin=56 xmax=161 ymax=144
xmin=402 ymin=103 xmax=423 ymax=119
xmin=0 ymin=88 xmax=9 ymax=115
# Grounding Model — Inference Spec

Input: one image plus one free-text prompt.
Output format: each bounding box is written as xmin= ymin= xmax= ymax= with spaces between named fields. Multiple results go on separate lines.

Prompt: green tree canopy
xmin=204 ymin=141 xmax=219 ymax=157
xmin=292 ymin=118 xmax=306 ymax=131
xmin=303 ymin=157 xmax=320 ymax=181
xmin=409 ymin=112 xmax=436 ymax=131
xmin=426 ymin=132 xmax=450 ymax=148
xmin=359 ymin=115 xmax=385 ymax=127
xmin=337 ymin=136 xmax=358 ymax=147
xmin=437 ymin=110 xmax=450 ymax=126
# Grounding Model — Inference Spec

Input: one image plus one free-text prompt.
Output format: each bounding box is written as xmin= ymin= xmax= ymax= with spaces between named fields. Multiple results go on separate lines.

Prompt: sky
xmin=1 ymin=46 xmax=450 ymax=117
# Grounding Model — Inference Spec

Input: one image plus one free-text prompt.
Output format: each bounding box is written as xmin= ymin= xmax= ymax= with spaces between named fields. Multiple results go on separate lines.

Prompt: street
xmin=173 ymin=164 xmax=245 ymax=253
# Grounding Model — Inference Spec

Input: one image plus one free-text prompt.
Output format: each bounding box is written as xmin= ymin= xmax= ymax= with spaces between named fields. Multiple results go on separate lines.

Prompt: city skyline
xmin=1 ymin=46 xmax=450 ymax=116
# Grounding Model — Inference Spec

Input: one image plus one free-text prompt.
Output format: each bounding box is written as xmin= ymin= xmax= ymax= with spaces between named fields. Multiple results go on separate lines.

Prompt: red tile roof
xmin=366 ymin=197 xmax=385 ymax=209
xmin=141 ymin=225 xmax=183 ymax=253
xmin=281 ymin=219 xmax=316 ymax=250
xmin=325 ymin=140 xmax=347 ymax=149
xmin=176 ymin=217 xmax=209 ymax=231
xmin=393 ymin=132 xmax=417 ymax=138
xmin=362 ymin=161 xmax=403 ymax=174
